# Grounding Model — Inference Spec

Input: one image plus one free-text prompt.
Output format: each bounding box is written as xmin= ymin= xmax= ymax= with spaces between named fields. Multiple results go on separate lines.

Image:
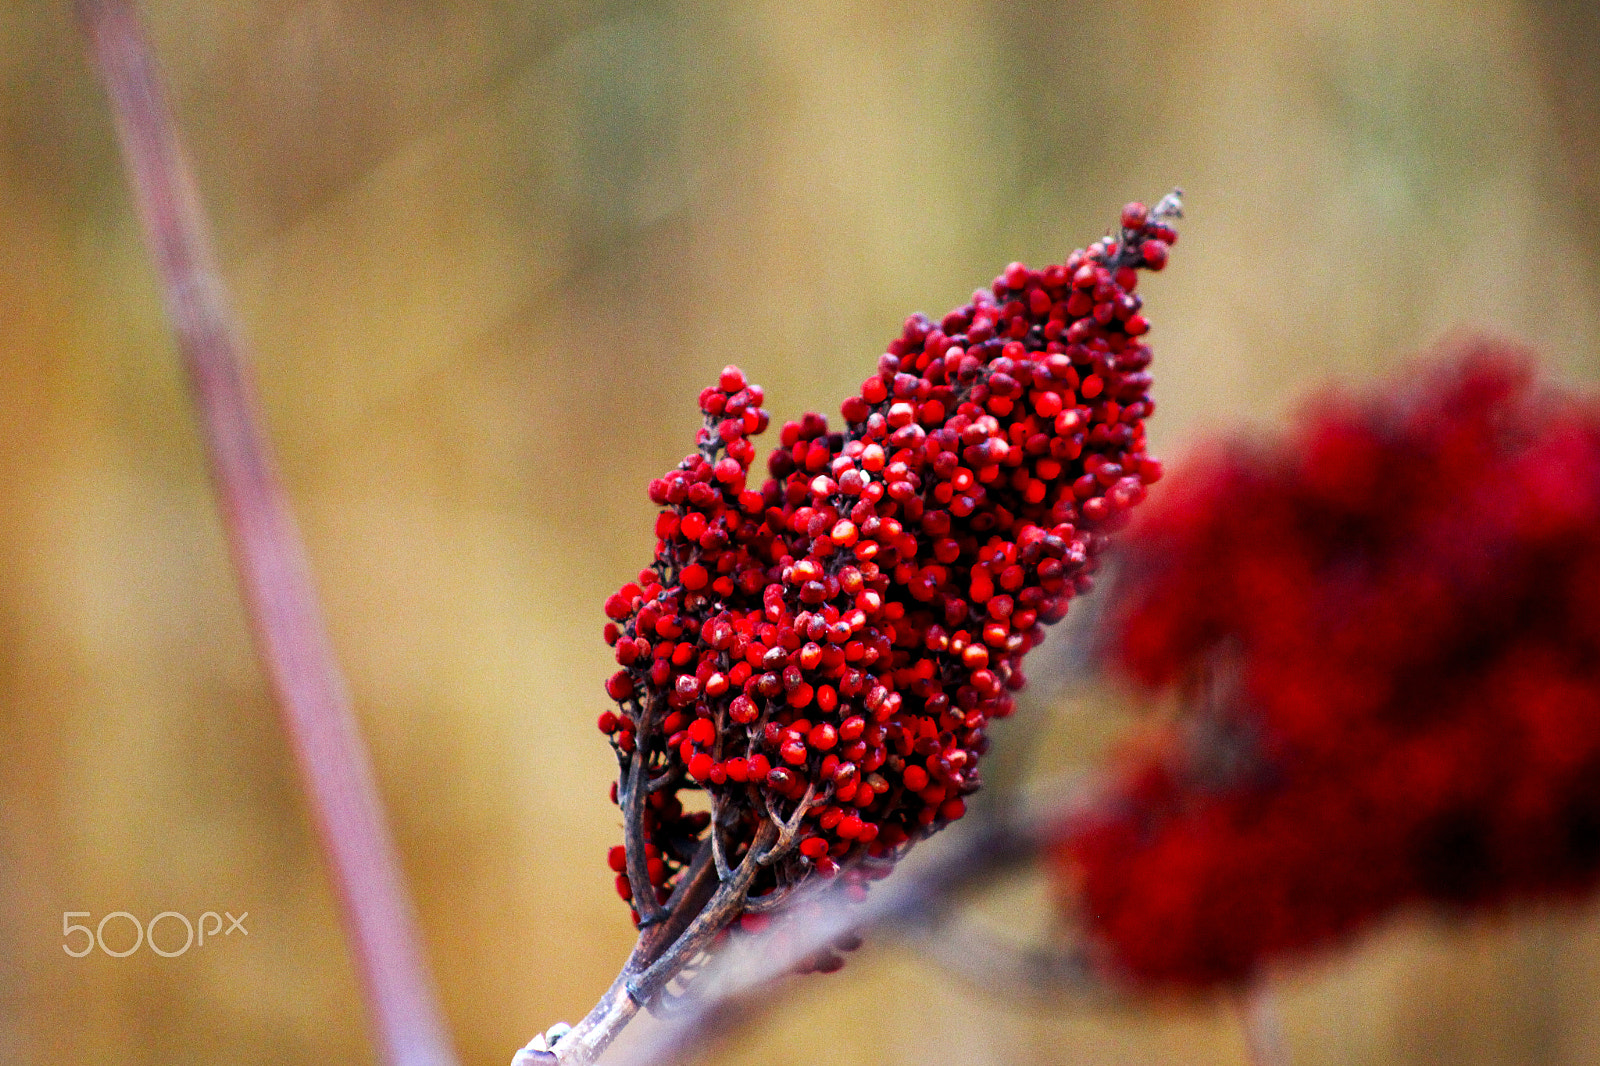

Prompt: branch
xmin=515 ymin=820 xmax=782 ymax=1066
xmin=76 ymin=5 xmax=458 ymax=1066
xmin=899 ymin=915 xmax=1102 ymax=1000
xmin=1238 ymin=982 xmax=1292 ymax=1066
xmin=621 ymin=700 xmax=666 ymax=928
xmin=592 ymin=778 xmax=1100 ymax=1066
xmin=628 ymin=819 xmax=780 ymax=1006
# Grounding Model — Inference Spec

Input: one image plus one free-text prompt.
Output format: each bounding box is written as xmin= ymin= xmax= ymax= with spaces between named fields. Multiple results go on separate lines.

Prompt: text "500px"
xmin=63 ymin=911 xmax=248 ymax=957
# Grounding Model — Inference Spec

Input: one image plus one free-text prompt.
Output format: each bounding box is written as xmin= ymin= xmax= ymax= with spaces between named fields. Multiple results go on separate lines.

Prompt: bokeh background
xmin=5 ymin=0 xmax=1600 ymax=1063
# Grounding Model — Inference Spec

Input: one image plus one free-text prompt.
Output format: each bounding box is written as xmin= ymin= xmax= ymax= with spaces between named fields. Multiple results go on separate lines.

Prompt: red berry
xmin=605 ymin=671 xmax=634 ymax=701
xmin=730 ymin=694 xmax=759 ymax=723
xmin=688 ymin=753 xmax=714 ymax=781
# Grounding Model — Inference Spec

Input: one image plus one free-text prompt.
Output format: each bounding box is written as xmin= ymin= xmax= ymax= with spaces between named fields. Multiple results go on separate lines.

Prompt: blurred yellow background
xmin=5 ymin=1 xmax=1600 ymax=1063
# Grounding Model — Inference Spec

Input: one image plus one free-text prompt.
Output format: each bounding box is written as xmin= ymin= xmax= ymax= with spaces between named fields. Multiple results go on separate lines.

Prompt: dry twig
xmin=587 ymin=780 xmax=1098 ymax=1066
xmin=1239 ymin=982 xmax=1292 ymax=1066
xmin=77 ymin=5 xmax=458 ymax=1065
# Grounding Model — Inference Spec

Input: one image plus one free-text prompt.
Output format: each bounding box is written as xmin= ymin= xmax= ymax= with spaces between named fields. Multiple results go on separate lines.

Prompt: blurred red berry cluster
xmin=600 ymin=197 xmax=1180 ymax=923
xmin=1064 ymin=344 xmax=1600 ymax=987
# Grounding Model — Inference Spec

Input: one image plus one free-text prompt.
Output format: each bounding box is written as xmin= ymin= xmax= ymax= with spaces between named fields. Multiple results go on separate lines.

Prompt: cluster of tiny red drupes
xmin=1064 ymin=345 xmax=1600 ymax=987
xmin=600 ymin=200 xmax=1178 ymax=924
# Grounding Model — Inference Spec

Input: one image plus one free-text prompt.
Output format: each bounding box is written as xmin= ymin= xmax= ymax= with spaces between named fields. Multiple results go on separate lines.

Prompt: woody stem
xmin=622 ymin=698 xmax=666 ymax=927
xmin=544 ymin=821 xmax=783 ymax=1066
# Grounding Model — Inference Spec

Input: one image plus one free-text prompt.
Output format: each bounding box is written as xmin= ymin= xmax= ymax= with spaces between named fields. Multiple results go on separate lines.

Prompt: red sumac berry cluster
xmin=1064 ymin=345 xmax=1600 ymax=987
xmin=601 ymin=196 xmax=1180 ymax=923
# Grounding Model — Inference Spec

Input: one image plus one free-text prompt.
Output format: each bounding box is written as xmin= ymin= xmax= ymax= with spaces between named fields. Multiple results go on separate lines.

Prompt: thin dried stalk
xmin=590 ymin=780 xmax=1098 ymax=1066
xmin=518 ymin=820 xmax=783 ymax=1066
xmin=902 ymin=916 xmax=1101 ymax=1000
xmin=77 ymin=5 xmax=457 ymax=1065
xmin=1239 ymin=982 xmax=1292 ymax=1066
